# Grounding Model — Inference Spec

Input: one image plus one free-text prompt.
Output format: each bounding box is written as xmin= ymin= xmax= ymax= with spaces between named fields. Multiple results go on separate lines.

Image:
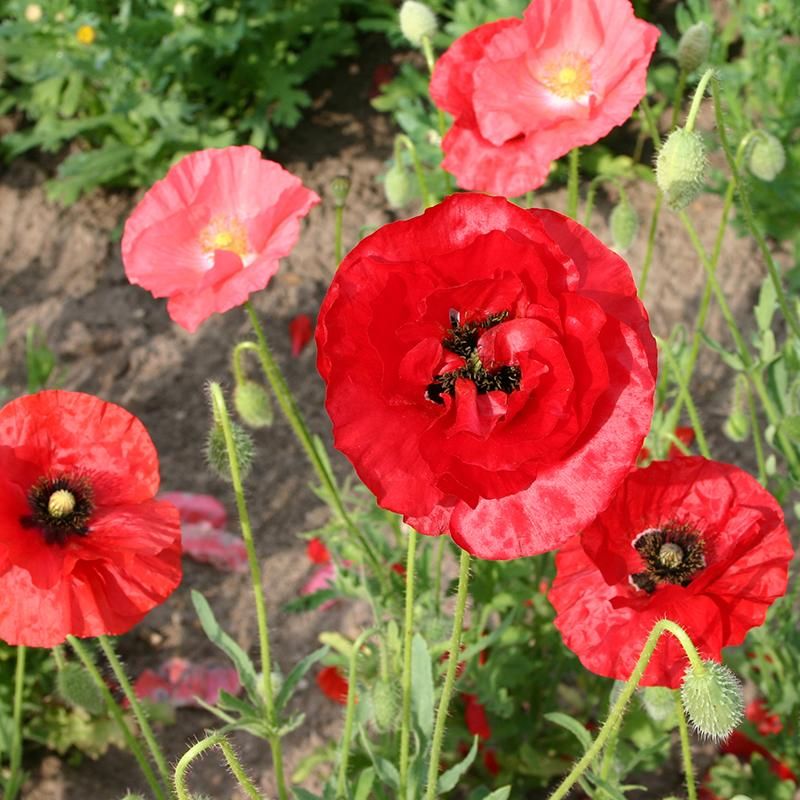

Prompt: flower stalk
xmin=4 ymin=645 xmax=27 ymax=800
xmin=398 ymin=530 xmax=418 ymax=799
xmin=676 ymin=690 xmax=699 ymax=800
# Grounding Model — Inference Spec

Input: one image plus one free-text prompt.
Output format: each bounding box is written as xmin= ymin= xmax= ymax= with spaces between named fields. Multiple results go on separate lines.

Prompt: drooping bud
xmin=639 ymin=686 xmax=677 ymax=723
xmin=57 ymin=662 xmax=105 ymax=715
xmin=680 ymin=660 xmax=744 ymax=742
xmin=234 ymin=380 xmax=274 ymax=429
xmin=609 ymin=199 xmax=639 ymax=253
xmin=656 ymin=129 xmax=707 ymax=211
xmin=331 ymin=175 xmax=351 ymax=208
xmin=677 ymin=21 xmax=712 ymax=73
xmin=384 ymin=163 xmax=413 ymax=209
xmin=399 ymin=1 xmax=437 ymax=48
xmin=372 ymin=679 xmax=399 ymax=732
xmin=746 ymin=131 xmax=786 ymax=182
xmin=723 ymin=375 xmax=750 ymax=443
xmin=206 ymin=420 xmax=255 ymax=482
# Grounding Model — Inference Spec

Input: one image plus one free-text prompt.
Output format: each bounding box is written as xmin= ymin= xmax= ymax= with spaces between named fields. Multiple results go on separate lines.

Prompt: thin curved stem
xmin=209 ymin=383 xmax=288 ymax=800
xmin=424 ymin=548 xmax=471 ymax=800
xmin=4 ymin=645 xmax=26 ymax=800
xmin=747 ymin=381 xmax=768 ymax=485
xmin=398 ymin=531 xmax=418 ymax=799
xmin=397 ymin=134 xmax=431 ymax=208
xmin=175 ymin=732 xmax=222 ymax=800
xmin=567 ymin=147 xmax=580 ymax=219
xmin=68 ymin=636 xmax=167 ymax=800
xmin=432 ymin=536 xmax=445 ymax=616
xmin=335 ymin=205 xmax=344 ymax=265
xmin=219 ymin=739 xmax=264 ymax=800
xmin=676 ymin=691 xmax=699 ymax=800
xmin=232 ymin=341 xmax=260 ymax=386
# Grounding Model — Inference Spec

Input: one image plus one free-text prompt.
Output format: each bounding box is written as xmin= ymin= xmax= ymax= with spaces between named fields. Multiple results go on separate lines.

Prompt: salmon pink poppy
xmin=122 ymin=146 xmax=320 ymax=333
xmin=0 ymin=390 xmax=182 ymax=647
xmin=430 ymin=0 xmax=660 ymax=196
xmin=549 ymin=457 xmax=793 ymax=688
xmin=316 ymin=193 xmax=656 ymax=558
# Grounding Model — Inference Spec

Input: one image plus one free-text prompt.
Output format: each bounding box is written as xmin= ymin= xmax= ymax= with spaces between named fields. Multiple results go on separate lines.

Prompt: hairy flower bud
xmin=384 ymin=163 xmax=413 ymax=209
xmin=609 ymin=199 xmax=639 ymax=253
xmin=656 ymin=129 xmax=707 ymax=210
xmin=680 ymin=661 xmax=744 ymax=742
xmin=57 ymin=662 xmax=105 ymax=715
xmin=746 ymin=131 xmax=786 ymax=182
xmin=206 ymin=421 xmax=255 ymax=482
xmin=399 ymin=0 xmax=437 ymax=47
xmin=331 ymin=175 xmax=351 ymax=208
xmin=677 ymin=21 xmax=712 ymax=73
xmin=234 ymin=380 xmax=273 ymax=429
xmin=372 ymin=679 xmax=399 ymax=732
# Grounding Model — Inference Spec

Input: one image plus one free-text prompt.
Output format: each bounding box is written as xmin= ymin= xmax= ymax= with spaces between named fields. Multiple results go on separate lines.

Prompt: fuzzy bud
xmin=680 ymin=661 xmax=744 ymax=742
xmin=57 ymin=662 xmax=105 ymax=715
xmin=234 ymin=380 xmax=273 ymax=429
xmin=677 ymin=21 xmax=712 ymax=73
xmin=399 ymin=1 xmax=437 ymax=47
xmin=747 ymin=131 xmax=786 ymax=182
xmin=639 ymin=686 xmax=677 ymax=723
xmin=206 ymin=421 xmax=255 ymax=482
xmin=384 ymin=163 xmax=413 ymax=209
xmin=372 ymin=679 xmax=399 ymax=732
xmin=331 ymin=175 xmax=351 ymax=208
xmin=656 ymin=128 xmax=707 ymax=210
xmin=609 ymin=199 xmax=639 ymax=253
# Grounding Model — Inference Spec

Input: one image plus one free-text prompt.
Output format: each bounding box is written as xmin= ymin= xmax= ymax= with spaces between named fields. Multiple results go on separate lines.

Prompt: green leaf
xmin=779 ymin=415 xmax=800 ymax=443
xmin=282 ymin=589 xmax=337 ymax=614
xmin=353 ymin=767 xmax=376 ymax=800
xmin=275 ymin=646 xmax=329 ymax=714
xmin=411 ymin=633 xmax=434 ymax=741
xmin=293 ymin=789 xmax=322 ymax=800
xmin=59 ymin=72 xmax=84 ymax=118
xmin=755 ymin=276 xmax=778 ymax=331
xmin=544 ymin=711 xmax=593 ymax=753
xmin=438 ymin=735 xmax=478 ymax=793
xmin=190 ymin=590 xmax=259 ymax=703
xmin=467 ymin=788 xmax=512 ymax=800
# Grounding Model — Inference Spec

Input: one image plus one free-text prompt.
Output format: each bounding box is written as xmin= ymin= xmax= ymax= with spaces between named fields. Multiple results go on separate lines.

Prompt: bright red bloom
xmin=316 ymin=665 xmax=349 ymax=704
xmin=390 ymin=562 xmax=406 ymax=577
xmin=429 ymin=0 xmax=659 ymax=196
xmin=549 ymin=457 xmax=793 ymax=688
xmin=463 ymin=693 xmax=491 ymax=739
xmin=289 ymin=314 xmax=314 ymax=357
xmin=122 ymin=146 xmax=320 ymax=333
xmin=746 ymin=698 xmax=783 ymax=737
xmin=316 ymin=194 xmax=656 ymax=558
xmin=0 ymin=391 xmax=182 ymax=647
xmin=306 ymin=537 xmax=330 ymax=564
xmin=483 ymin=747 xmax=500 ymax=776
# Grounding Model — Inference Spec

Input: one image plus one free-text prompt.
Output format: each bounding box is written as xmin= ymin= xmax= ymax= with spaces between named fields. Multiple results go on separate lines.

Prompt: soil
xmin=0 ymin=38 xmax=780 ymax=800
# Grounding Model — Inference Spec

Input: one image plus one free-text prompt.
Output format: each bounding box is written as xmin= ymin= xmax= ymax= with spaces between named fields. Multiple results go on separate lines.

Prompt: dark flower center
xmin=22 ymin=475 xmax=94 ymax=545
xmin=426 ymin=310 xmax=521 ymax=404
xmin=629 ymin=523 xmax=705 ymax=594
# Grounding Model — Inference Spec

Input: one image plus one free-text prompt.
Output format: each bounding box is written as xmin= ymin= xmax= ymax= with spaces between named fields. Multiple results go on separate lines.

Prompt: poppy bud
xmin=680 ymin=660 xmax=744 ymax=742
xmin=656 ymin=128 xmax=707 ymax=210
xmin=331 ymin=175 xmax=351 ymax=208
xmin=723 ymin=375 xmax=750 ymax=443
xmin=677 ymin=21 xmax=712 ymax=73
xmin=206 ymin=420 xmax=255 ymax=482
xmin=57 ymin=662 xmax=105 ymax=715
xmin=746 ymin=131 xmax=786 ymax=182
xmin=639 ymin=686 xmax=677 ymax=723
xmin=609 ymin=198 xmax=639 ymax=253
xmin=399 ymin=0 xmax=437 ymax=47
xmin=372 ymin=679 xmax=399 ymax=732
xmin=384 ymin=163 xmax=413 ymax=209
xmin=233 ymin=380 xmax=274 ymax=429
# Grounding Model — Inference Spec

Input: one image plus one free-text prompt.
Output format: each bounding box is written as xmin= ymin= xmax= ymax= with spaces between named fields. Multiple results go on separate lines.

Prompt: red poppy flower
xmin=306 ymin=537 xmax=330 ymax=564
xmin=549 ymin=457 xmax=793 ymax=688
xmin=746 ymin=699 xmax=783 ymax=737
xmin=483 ymin=747 xmax=500 ymax=776
xmin=463 ymin=693 xmax=491 ymax=740
xmin=316 ymin=665 xmax=349 ymax=704
xmin=0 ymin=391 xmax=182 ymax=647
xmin=390 ymin=562 xmax=406 ymax=577
xmin=316 ymin=194 xmax=656 ymax=558
xmin=289 ymin=314 xmax=314 ymax=357
xmin=429 ymin=0 xmax=659 ymax=196
xmin=122 ymin=146 xmax=320 ymax=333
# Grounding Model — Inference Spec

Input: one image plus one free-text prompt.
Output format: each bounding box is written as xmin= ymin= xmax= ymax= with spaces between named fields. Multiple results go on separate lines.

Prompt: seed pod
xmin=384 ymin=163 xmax=413 ymax=209
xmin=747 ymin=131 xmax=786 ymax=182
xmin=677 ymin=21 xmax=712 ymax=73
xmin=234 ymin=380 xmax=274 ymax=429
xmin=609 ymin=199 xmax=640 ymax=253
xmin=57 ymin=662 xmax=105 ymax=715
xmin=331 ymin=175 xmax=351 ymax=208
xmin=656 ymin=128 xmax=707 ymax=211
xmin=372 ymin=679 xmax=399 ymax=732
xmin=399 ymin=0 xmax=437 ymax=47
xmin=206 ymin=421 xmax=255 ymax=482
xmin=680 ymin=660 xmax=744 ymax=742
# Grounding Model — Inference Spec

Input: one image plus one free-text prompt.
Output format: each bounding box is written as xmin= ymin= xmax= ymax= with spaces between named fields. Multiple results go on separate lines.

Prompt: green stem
xmin=566 ymin=147 xmax=580 ymax=219
xmin=421 ymin=34 xmax=452 ymax=196
xmin=398 ymin=531 xmax=418 ymax=800
xmin=597 ymin=716 xmax=621 ymax=798
xmin=232 ymin=341 xmax=260 ymax=387
xmin=432 ymin=536 xmax=445 ymax=617
xmin=638 ymin=191 xmax=662 ymax=298
xmin=397 ymin=134 xmax=431 ymax=208
xmin=98 ymin=636 xmax=172 ymax=792
xmin=747 ymin=381 xmax=768 ymax=485
xmin=219 ymin=739 xmax=264 ymax=800
xmin=684 ymin=69 xmax=714 ymax=134
xmin=670 ymin=70 xmax=688 ymax=131
xmin=68 ymin=636 xmax=167 ymax=800
xmin=175 ymin=732 xmax=223 ymax=800
xmin=676 ymin=691 xmax=699 ymax=800
xmin=424 ymin=548 xmax=471 ymax=800
xmin=336 ymin=628 xmax=375 ymax=798
xmin=209 ymin=383 xmax=288 ymax=800
xmin=4 ymin=645 xmax=26 ymax=800
xmin=244 ymin=302 xmax=387 ymax=586
xmin=549 ymin=619 xmax=704 ymax=800
xmin=525 ymin=190 xmax=535 ymax=208
xmin=709 ymin=75 xmax=800 ymax=339
xmin=335 ymin=205 xmax=344 ymax=266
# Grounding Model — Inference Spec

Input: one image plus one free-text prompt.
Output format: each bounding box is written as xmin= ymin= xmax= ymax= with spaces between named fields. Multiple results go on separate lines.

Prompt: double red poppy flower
xmin=549 ymin=457 xmax=793 ymax=687
xmin=316 ymin=193 xmax=656 ymax=558
xmin=0 ymin=391 xmax=182 ymax=647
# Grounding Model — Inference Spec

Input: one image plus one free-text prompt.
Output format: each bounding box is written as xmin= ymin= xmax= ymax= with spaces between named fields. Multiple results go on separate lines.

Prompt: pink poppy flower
xmin=122 ymin=146 xmax=320 ymax=332
xmin=430 ymin=0 xmax=660 ymax=196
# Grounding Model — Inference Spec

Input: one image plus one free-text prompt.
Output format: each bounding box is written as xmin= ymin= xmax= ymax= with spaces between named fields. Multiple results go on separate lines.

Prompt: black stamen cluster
xmin=22 ymin=475 xmax=94 ymax=546
xmin=630 ymin=522 xmax=705 ymax=594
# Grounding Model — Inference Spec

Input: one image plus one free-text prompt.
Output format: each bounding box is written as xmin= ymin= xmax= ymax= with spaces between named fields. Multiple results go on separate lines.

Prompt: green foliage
xmin=706 ymin=754 xmax=797 ymax=800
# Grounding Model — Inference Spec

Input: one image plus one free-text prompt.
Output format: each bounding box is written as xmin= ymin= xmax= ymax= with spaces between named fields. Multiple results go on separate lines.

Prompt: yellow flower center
xmin=76 ymin=24 xmax=96 ymax=44
xmin=48 ymin=489 xmax=76 ymax=518
xmin=539 ymin=53 xmax=592 ymax=100
xmin=199 ymin=216 xmax=249 ymax=260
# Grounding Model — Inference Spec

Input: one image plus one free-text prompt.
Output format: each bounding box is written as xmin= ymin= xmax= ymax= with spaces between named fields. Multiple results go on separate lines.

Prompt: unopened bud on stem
xmin=746 ymin=131 xmax=786 ymax=182
xmin=656 ymin=128 xmax=707 ymax=210
xmin=680 ymin=660 xmax=743 ymax=742
xmin=399 ymin=1 xmax=437 ymax=47
xmin=677 ymin=21 xmax=712 ymax=73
